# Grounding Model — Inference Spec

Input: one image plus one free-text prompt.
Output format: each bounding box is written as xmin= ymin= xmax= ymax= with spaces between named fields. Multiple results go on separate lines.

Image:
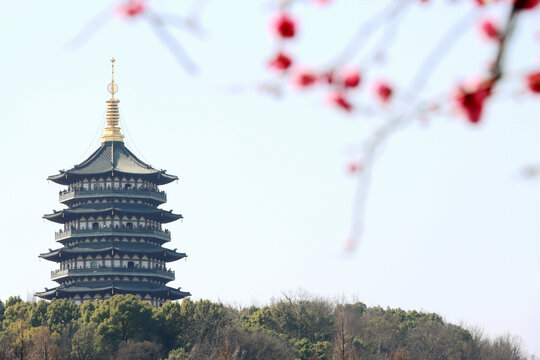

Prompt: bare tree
xmin=332 ymin=306 xmax=358 ymax=360
xmin=27 ymin=327 xmax=60 ymax=360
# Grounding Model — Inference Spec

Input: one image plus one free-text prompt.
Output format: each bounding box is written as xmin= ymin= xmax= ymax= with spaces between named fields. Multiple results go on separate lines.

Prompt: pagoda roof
xmin=35 ymin=281 xmax=190 ymax=300
xmin=40 ymin=242 xmax=186 ymax=262
xmin=48 ymin=141 xmax=178 ymax=185
xmin=43 ymin=203 xmax=182 ymax=224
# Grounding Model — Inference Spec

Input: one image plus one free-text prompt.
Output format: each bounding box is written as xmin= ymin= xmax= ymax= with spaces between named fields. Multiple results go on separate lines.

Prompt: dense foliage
xmin=0 ymin=294 xmax=533 ymax=360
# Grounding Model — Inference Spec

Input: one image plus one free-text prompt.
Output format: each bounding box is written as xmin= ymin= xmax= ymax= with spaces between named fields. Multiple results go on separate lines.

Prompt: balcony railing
xmin=51 ymin=267 xmax=175 ymax=281
xmin=54 ymin=227 xmax=171 ymax=242
xmin=59 ymin=187 xmax=167 ymax=203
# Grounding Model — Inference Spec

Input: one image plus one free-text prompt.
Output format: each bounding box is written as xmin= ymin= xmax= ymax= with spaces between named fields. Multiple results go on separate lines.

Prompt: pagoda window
xmin=92 ymin=222 xmax=99 ymax=230
xmin=89 ymin=261 xmax=99 ymax=269
xmin=76 ymin=261 xmax=84 ymax=269
xmin=113 ymin=259 xmax=120 ymax=268
xmin=104 ymin=259 xmax=112 ymax=268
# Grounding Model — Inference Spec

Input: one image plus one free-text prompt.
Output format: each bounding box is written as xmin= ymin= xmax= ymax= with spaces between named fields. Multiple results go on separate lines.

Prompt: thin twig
xmin=145 ymin=12 xmax=199 ymax=74
xmin=330 ymin=0 xmax=412 ymax=69
xmin=65 ymin=5 xmax=113 ymax=50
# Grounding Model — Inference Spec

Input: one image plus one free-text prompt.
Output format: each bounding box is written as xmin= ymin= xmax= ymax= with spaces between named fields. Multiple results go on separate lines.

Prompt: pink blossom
xmin=268 ymin=52 xmax=293 ymax=72
xmin=479 ymin=18 xmax=501 ymax=41
xmin=526 ymin=71 xmax=540 ymax=93
xmin=454 ymin=79 xmax=494 ymax=124
xmin=339 ymin=68 xmax=361 ymax=88
xmin=373 ymin=81 xmax=393 ymax=103
xmin=514 ymin=0 xmax=540 ymax=10
xmin=346 ymin=160 xmax=362 ymax=173
xmin=313 ymin=0 xmax=332 ymax=5
xmin=270 ymin=12 xmax=297 ymax=39
xmin=290 ymin=69 xmax=318 ymax=89
xmin=116 ymin=0 xmax=146 ymax=18
xmin=326 ymin=91 xmax=353 ymax=112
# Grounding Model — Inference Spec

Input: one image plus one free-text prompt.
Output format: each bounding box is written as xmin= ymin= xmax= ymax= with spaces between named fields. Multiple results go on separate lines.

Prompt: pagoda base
xmin=35 ymin=280 xmax=190 ymax=306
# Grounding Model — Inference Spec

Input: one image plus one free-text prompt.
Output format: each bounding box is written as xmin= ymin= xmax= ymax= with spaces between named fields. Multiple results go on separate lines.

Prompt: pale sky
xmin=0 ymin=0 xmax=539 ymax=355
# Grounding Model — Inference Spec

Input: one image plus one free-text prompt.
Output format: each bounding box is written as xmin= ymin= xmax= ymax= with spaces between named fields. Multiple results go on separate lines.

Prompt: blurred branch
xmin=345 ymin=2 xmax=526 ymax=251
xmin=405 ymin=11 xmax=477 ymax=99
xmin=157 ymin=12 xmax=208 ymax=38
xmin=331 ymin=0 xmax=412 ymax=69
xmin=146 ymin=12 xmax=199 ymax=74
xmin=490 ymin=4 xmax=519 ymax=81
xmin=67 ymin=0 xmax=206 ymax=74
xmin=66 ymin=5 xmax=113 ymax=50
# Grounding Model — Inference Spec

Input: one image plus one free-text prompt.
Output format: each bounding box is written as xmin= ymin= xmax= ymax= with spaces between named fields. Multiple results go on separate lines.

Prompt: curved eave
xmin=39 ymin=246 xmax=186 ymax=262
xmin=48 ymin=171 xmax=178 ymax=186
xmin=43 ymin=207 xmax=182 ymax=224
xmin=47 ymin=142 xmax=178 ymax=186
xmin=35 ymin=283 xmax=190 ymax=301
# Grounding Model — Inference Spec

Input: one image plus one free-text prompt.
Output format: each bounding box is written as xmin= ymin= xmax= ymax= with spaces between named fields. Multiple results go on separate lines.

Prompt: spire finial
xmin=102 ymin=58 xmax=124 ymax=143
xmin=107 ymin=57 xmax=118 ymax=99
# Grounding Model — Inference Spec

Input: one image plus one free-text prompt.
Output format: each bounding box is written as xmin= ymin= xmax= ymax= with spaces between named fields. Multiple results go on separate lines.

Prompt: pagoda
xmin=35 ymin=59 xmax=190 ymax=307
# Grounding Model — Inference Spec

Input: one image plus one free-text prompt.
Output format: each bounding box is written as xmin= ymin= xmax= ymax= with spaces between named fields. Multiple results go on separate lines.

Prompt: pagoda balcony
xmin=54 ymin=227 xmax=171 ymax=242
xmin=59 ymin=187 xmax=167 ymax=204
xmin=50 ymin=267 xmax=175 ymax=281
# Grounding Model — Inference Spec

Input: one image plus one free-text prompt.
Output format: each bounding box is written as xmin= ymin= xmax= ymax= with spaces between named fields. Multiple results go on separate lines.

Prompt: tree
xmin=166 ymin=347 xmax=189 ymax=360
xmin=0 ymin=331 xmax=12 ymax=360
xmin=70 ymin=324 xmax=103 ymax=360
xmin=487 ymin=334 xmax=527 ymax=360
xmin=77 ymin=301 xmax=96 ymax=324
xmin=27 ymin=327 xmax=60 ymax=360
xmin=174 ymin=298 xmax=234 ymax=351
xmin=114 ymin=341 xmax=162 ymax=360
xmin=5 ymin=319 xmax=36 ymax=360
xmin=89 ymin=295 xmax=155 ymax=350
xmin=332 ymin=306 xmax=357 ymax=360
xmin=405 ymin=320 xmax=473 ymax=360
xmin=0 ymin=300 xmax=5 ymax=326
xmin=153 ymin=301 xmax=183 ymax=352
xmin=29 ymin=302 xmax=49 ymax=328
xmin=3 ymin=302 xmax=32 ymax=328
xmin=5 ymin=297 xmax=22 ymax=309
xmin=244 ymin=293 xmax=334 ymax=344
xmin=45 ymin=299 xmax=79 ymax=334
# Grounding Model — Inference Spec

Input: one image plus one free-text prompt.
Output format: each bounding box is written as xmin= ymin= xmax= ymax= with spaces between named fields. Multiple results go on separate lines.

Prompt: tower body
xmin=35 ymin=63 xmax=189 ymax=306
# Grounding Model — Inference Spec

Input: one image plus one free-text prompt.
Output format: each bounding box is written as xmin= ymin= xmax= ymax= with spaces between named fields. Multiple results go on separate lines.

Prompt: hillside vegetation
xmin=0 ymin=294 xmax=533 ymax=360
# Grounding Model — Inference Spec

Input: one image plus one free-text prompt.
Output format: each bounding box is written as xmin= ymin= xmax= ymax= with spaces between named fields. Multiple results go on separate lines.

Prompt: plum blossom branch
xmin=67 ymin=0 xmax=205 ymax=74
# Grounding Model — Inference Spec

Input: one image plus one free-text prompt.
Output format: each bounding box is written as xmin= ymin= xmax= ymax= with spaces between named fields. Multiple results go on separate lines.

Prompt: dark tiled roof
xmin=40 ymin=242 xmax=186 ymax=262
xmin=43 ymin=203 xmax=182 ymax=224
xmin=35 ymin=281 xmax=190 ymax=300
xmin=48 ymin=142 xmax=178 ymax=185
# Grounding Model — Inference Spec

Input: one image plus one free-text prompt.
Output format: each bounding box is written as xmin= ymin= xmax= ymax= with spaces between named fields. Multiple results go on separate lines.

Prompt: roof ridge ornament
xmin=101 ymin=58 xmax=125 ymax=144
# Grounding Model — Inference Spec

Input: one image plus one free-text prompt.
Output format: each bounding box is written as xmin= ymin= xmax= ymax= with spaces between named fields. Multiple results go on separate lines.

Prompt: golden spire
xmin=101 ymin=57 xmax=124 ymax=143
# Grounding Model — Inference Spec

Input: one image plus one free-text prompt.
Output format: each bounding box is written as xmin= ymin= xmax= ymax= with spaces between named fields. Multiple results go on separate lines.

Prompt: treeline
xmin=0 ymin=293 xmax=534 ymax=360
